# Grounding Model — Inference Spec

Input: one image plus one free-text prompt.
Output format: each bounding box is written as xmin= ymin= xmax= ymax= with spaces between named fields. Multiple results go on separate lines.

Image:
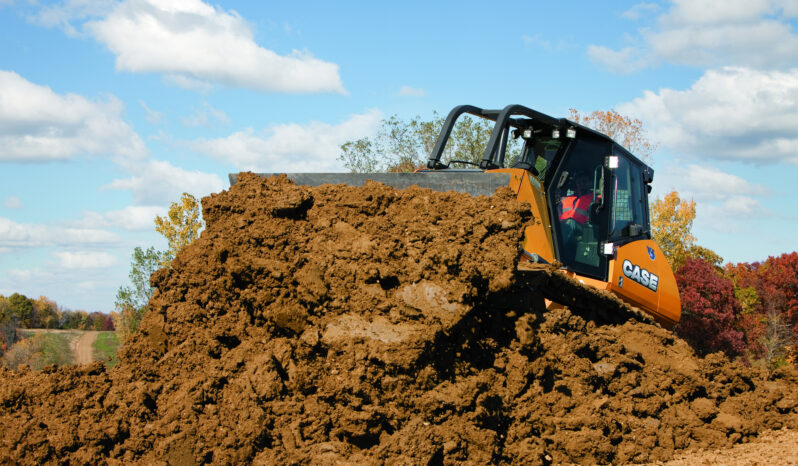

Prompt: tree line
xmin=0 ymin=294 xmax=114 ymax=357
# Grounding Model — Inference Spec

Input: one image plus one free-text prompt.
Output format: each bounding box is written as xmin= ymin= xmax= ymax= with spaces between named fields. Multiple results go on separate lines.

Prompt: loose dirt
xmin=1 ymin=172 xmax=796 ymax=464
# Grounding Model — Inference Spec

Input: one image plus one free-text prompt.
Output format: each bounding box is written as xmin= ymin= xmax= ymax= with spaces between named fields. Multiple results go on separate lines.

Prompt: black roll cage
xmin=426 ymin=104 xmax=653 ymax=185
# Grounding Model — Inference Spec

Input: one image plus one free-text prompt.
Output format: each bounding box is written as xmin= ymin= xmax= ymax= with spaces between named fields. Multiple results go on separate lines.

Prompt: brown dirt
xmin=1 ymin=172 xmax=797 ymax=464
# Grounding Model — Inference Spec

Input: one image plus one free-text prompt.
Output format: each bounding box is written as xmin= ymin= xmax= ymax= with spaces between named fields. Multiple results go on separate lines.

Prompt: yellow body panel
xmin=488 ymin=168 xmax=681 ymax=328
xmin=488 ymin=168 xmax=556 ymax=263
xmin=608 ymin=241 xmax=681 ymax=328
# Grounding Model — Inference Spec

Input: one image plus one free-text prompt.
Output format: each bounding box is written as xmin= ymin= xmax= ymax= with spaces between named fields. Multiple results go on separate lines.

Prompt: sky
xmin=1 ymin=0 xmax=797 ymax=312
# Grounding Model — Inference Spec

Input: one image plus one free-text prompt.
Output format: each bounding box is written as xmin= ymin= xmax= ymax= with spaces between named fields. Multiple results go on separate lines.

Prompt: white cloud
xmin=82 ymin=0 xmax=345 ymax=94
xmin=621 ymin=2 xmax=660 ymax=20
xmin=618 ymin=67 xmax=798 ymax=164
xmin=30 ymin=0 xmax=114 ymax=36
xmin=105 ymin=205 xmax=167 ymax=230
xmin=586 ymin=45 xmax=647 ymax=73
xmin=0 ymin=70 xmax=147 ymax=162
xmin=104 ymin=159 xmax=225 ymax=204
xmin=181 ymin=102 xmax=230 ymax=127
xmin=0 ymin=217 xmax=118 ymax=248
xmin=398 ymin=86 xmax=425 ymax=97
xmin=53 ymin=250 xmax=117 ymax=269
xmin=70 ymin=205 xmax=167 ymax=231
xmin=139 ymin=99 xmax=164 ymax=124
xmin=191 ymin=109 xmax=382 ymax=172
xmin=591 ymin=0 xmax=798 ymax=71
xmin=657 ymin=164 xmax=769 ymax=201
xmin=652 ymin=163 xmax=768 ymax=231
xmin=3 ymin=196 xmax=22 ymax=209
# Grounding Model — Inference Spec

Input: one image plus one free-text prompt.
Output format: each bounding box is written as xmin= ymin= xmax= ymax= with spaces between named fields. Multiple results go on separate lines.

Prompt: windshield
xmin=530 ymin=138 xmax=563 ymax=182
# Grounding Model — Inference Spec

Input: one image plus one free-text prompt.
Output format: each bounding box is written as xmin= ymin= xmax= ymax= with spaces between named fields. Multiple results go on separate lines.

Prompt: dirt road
xmin=17 ymin=329 xmax=98 ymax=365
xmin=70 ymin=331 xmax=98 ymax=365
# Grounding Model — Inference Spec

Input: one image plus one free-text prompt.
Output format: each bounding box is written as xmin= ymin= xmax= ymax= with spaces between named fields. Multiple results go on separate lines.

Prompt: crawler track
xmin=516 ymin=262 xmax=655 ymax=326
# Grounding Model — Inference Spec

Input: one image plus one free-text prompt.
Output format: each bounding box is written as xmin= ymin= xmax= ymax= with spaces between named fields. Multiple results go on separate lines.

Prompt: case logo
xmin=622 ymin=259 xmax=659 ymax=292
xmin=647 ymin=246 xmax=655 ymax=260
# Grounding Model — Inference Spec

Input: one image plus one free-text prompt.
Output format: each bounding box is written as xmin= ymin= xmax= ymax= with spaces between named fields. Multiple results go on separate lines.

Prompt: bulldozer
xmin=230 ymin=104 xmax=681 ymax=328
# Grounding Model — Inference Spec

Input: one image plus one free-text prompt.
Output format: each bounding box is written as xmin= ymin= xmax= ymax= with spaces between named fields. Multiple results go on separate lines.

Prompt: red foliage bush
xmin=675 ymin=258 xmax=745 ymax=357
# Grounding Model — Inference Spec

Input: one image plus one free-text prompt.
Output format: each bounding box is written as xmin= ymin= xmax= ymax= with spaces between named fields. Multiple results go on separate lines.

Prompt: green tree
xmin=113 ymin=246 xmax=168 ymax=342
xmin=6 ymin=293 xmax=34 ymax=328
xmin=650 ymin=190 xmax=697 ymax=270
xmin=154 ymin=192 xmax=203 ymax=264
xmin=339 ymin=113 xmax=519 ymax=173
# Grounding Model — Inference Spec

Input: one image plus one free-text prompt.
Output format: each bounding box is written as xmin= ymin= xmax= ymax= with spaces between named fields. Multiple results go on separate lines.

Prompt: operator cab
xmin=425 ymin=104 xmax=654 ymax=282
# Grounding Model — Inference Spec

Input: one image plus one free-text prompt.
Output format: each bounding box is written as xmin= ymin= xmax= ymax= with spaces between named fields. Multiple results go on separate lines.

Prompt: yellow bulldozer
xmin=231 ymin=104 xmax=681 ymax=328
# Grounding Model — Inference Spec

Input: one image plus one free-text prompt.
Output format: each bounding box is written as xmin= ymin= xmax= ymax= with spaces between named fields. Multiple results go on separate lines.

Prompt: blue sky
xmin=1 ymin=0 xmax=797 ymax=312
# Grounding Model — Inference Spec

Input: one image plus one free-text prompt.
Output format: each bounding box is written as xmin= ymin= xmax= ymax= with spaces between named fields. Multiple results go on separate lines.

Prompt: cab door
xmin=603 ymin=151 xmax=679 ymax=327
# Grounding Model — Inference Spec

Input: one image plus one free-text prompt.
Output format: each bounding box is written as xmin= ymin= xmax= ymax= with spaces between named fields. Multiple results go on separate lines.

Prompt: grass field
xmin=6 ymin=330 xmax=77 ymax=371
xmin=93 ymin=332 xmax=120 ymax=368
xmin=4 ymin=330 xmax=120 ymax=370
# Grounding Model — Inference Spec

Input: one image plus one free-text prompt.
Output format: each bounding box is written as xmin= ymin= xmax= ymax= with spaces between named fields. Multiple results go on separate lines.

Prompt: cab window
xmin=609 ymin=153 xmax=647 ymax=240
xmin=549 ymin=138 xmax=610 ymax=280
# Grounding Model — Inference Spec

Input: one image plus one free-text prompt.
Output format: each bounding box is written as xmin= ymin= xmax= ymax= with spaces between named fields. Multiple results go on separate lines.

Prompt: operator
xmin=559 ymin=171 xmax=594 ymax=244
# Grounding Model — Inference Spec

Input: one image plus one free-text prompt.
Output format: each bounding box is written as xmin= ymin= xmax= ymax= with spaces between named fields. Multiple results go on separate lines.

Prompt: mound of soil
xmin=1 ymin=172 xmax=797 ymax=464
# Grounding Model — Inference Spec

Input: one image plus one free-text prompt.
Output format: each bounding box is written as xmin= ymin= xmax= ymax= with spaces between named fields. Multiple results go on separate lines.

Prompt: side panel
xmin=489 ymin=168 xmax=556 ymax=264
xmin=608 ymin=240 xmax=680 ymax=328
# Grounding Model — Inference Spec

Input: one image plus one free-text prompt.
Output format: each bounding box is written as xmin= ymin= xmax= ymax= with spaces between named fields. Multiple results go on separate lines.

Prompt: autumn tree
xmin=650 ymin=190 xmax=697 ymax=270
xmin=568 ymin=109 xmax=655 ymax=162
xmin=339 ymin=113 xmax=520 ymax=173
xmin=155 ymin=192 xmax=203 ymax=265
xmin=675 ymin=258 xmax=745 ymax=357
xmin=726 ymin=252 xmax=798 ymax=363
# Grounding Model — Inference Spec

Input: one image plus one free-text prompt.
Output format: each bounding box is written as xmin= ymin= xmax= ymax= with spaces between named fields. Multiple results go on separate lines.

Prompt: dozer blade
xmin=516 ymin=262 xmax=656 ymax=326
xmin=229 ymin=172 xmax=512 ymax=197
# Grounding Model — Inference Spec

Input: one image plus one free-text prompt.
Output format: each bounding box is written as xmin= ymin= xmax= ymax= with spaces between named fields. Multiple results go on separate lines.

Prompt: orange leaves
xmin=568 ymin=109 xmax=655 ymax=163
xmin=154 ymin=192 xmax=203 ymax=264
xmin=651 ymin=190 xmax=696 ymax=270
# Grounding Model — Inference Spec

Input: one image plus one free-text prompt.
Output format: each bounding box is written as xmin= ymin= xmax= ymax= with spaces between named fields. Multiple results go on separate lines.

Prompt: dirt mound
xmin=1 ymin=172 xmax=797 ymax=464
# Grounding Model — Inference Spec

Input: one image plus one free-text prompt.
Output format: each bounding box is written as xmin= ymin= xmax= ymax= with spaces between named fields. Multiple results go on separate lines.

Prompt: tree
xmin=675 ymin=258 xmax=745 ymax=357
xmin=155 ymin=192 xmax=203 ymax=264
xmin=568 ymin=109 xmax=655 ymax=162
xmin=760 ymin=294 xmax=795 ymax=372
xmin=32 ymin=296 xmax=60 ymax=329
xmin=113 ymin=246 xmax=168 ymax=342
xmin=6 ymin=293 xmax=34 ymax=328
xmin=650 ymin=190 xmax=696 ymax=270
xmin=726 ymin=252 xmax=798 ymax=358
xmin=339 ymin=113 xmax=520 ymax=173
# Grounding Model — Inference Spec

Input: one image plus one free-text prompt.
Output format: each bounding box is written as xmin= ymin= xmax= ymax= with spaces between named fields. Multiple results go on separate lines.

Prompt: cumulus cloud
xmin=81 ymin=0 xmax=345 ymax=94
xmin=618 ymin=67 xmax=798 ymax=164
xmin=190 ymin=109 xmax=382 ymax=172
xmin=0 ymin=70 xmax=147 ymax=162
xmin=3 ymin=197 xmax=22 ymax=209
xmin=30 ymin=0 xmax=115 ymax=36
xmin=53 ymin=250 xmax=117 ymax=269
xmin=653 ymin=163 xmax=769 ymax=201
xmin=621 ymin=2 xmax=660 ymax=20
xmin=0 ymin=217 xmax=118 ymax=249
xmin=104 ymin=159 xmax=225 ymax=204
xmin=652 ymin=163 xmax=769 ymax=230
xmin=70 ymin=205 xmax=167 ymax=231
xmin=590 ymin=0 xmax=798 ymax=71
